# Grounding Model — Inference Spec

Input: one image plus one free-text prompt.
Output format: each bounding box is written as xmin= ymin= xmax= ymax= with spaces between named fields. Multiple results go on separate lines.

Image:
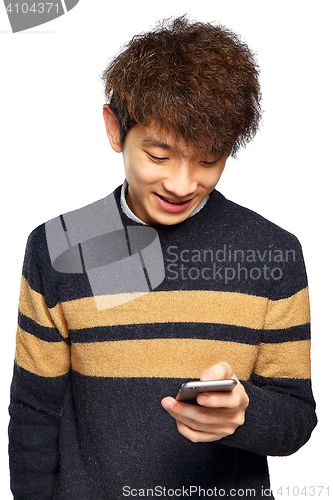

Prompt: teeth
xmin=161 ymin=196 xmax=186 ymax=204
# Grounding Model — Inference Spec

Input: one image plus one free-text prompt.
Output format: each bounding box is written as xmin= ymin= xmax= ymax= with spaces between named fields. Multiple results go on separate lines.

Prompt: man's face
xmin=121 ymin=123 xmax=228 ymax=226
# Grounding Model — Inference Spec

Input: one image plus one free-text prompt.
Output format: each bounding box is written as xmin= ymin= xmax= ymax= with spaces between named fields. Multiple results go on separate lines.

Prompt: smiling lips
xmin=154 ymin=193 xmax=193 ymax=213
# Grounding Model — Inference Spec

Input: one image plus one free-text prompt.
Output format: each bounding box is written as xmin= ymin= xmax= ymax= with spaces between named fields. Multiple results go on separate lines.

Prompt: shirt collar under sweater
xmin=120 ymin=179 xmax=209 ymax=226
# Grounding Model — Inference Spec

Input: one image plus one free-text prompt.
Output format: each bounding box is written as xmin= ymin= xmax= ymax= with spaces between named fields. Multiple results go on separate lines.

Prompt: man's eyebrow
xmin=141 ymin=137 xmax=173 ymax=150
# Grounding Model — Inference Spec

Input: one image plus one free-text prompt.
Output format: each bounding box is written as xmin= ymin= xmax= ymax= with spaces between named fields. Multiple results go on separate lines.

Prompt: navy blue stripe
xmin=69 ymin=322 xmax=310 ymax=345
xmin=18 ymin=312 xmax=68 ymax=343
xmin=262 ymin=323 xmax=310 ymax=344
xmin=70 ymin=322 xmax=261 ymax=345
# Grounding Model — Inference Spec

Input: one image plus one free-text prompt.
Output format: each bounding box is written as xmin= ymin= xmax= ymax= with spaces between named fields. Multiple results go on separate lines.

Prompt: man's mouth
xmin=154 ymin=193 xmax=193 ymax=213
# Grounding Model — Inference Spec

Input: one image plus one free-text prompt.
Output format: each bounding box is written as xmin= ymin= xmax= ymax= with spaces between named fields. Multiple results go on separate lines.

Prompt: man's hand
xmin=161 ymin=361 xmax=249 ymax=442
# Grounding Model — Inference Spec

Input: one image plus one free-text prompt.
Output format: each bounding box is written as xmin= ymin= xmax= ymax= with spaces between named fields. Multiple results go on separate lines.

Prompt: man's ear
xmin=103 ymin=104 xmax=122 ymax=153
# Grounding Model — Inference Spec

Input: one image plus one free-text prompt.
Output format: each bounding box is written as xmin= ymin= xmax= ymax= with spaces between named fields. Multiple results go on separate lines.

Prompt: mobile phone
xmin=176 ymin=379 xmax=237 ymax=404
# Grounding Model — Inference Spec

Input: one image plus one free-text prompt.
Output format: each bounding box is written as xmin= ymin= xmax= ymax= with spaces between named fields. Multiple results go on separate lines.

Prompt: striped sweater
xmin=8 ymin=186 xmax=317 ymax=500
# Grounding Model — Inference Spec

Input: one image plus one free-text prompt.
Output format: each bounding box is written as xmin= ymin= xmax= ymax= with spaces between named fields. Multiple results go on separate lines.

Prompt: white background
xmin=1 ymin=1 xmax=332 ymax=498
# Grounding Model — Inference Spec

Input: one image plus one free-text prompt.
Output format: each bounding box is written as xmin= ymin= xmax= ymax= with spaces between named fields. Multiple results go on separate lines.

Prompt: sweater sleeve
xmin=223 ymin=238 xmax=317 ymax=456
xmin=8 ymin=226 xmax=71 ymax=500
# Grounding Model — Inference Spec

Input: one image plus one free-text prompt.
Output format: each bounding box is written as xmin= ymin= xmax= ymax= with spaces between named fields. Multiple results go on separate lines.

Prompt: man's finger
xmin=200 ymin=361 xmax=235 ymax=382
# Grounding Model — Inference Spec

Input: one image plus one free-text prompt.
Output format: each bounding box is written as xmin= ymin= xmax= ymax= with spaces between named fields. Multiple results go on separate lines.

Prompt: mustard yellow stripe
xmin=15 ymin=326 xmax=71 ymax=377
xmin=19 ymin=276 xmax=69 ymax=338
xmin=264 ymin=287 xmax=310 ymax=330
xmin=71 ymin=338 xmax=258 ymax=380
xmin=62 ymin=290 xmax=268 ymax=330
xmin=254 ymin=340 xmax=311 ymax=379
xmin=19 ymin=276 xmax=54 ymax=327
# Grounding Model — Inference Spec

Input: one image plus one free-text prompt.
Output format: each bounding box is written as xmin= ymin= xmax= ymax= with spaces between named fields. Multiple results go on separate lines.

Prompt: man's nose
xmin=162 ymin=162 xmax=198 ymax=198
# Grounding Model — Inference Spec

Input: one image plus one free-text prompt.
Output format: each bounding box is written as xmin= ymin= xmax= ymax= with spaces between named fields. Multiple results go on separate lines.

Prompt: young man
xmin=9 ymin=16 xmax=316 ymax=500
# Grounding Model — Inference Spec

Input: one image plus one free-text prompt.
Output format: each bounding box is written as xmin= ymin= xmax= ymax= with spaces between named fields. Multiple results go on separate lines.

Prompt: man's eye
xmin=200 ymin=160 xmax=218 ymax=167
xmin=200 ymin=156 xmax=223 ymax=167
xmin=147 ymin=153 xmax=169 ymax=162
xmin=201 ymin=160 xmax=216 ymax=166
